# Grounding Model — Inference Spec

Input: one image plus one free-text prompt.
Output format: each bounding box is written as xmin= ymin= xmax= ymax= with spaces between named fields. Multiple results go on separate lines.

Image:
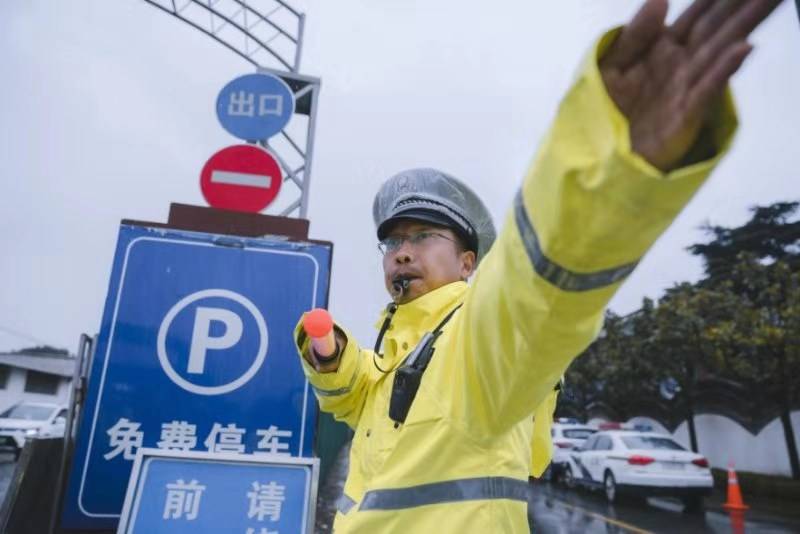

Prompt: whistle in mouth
xmin=392 ymin=278 xmax=410 ymax=298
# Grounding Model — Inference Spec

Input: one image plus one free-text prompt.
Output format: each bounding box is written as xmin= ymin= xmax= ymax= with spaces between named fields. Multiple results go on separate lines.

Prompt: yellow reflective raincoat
xmin=295 ymin=30 xmax=737 ymax=533
xmin=530 ymin=391 xmax=559 ymax=478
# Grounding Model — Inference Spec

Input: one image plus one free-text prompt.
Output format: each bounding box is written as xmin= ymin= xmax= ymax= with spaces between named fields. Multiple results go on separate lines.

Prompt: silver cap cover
xmin=372 ymin=168 xmax=496 ymax=263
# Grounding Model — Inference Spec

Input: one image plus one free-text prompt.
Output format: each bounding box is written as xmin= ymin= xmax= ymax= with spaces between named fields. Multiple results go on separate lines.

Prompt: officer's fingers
xmin=689 ymin=0 xmax=781 ymax=84
xmin=686 ymin=41 xmax=752 ymax=117
xmin=670 ymin=0 xmax=715 ymax=44
xmin=602 ymin=0 xmax=669 ymax=70
xmin=683 ymin=0 xmax=742 ymax=49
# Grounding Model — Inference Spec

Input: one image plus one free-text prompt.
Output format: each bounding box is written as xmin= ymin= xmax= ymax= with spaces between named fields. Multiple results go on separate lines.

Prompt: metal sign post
xmin=257 ymin=68 xmax=321 ymax=219
xmin=60 ymin=223 xmax=332 ymax=530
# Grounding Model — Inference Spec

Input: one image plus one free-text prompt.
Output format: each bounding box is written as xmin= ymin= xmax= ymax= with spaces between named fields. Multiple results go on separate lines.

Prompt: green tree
xmin=688 ymin=201 xmax=800 ymax=285
xmin=601 ymin=305 xmax=664 ymax=421
xmin=559 ymin=330 xmax=609 ymax=421
xmin=648 ymin=283 xmax=740 ymax=451
xmin=562 ymin=308 xmax=662 ymax=424
xmin=720 ymin=256 xmax=800 ymax=479
xmin=690 ymin=203 xmax=800 ymax=478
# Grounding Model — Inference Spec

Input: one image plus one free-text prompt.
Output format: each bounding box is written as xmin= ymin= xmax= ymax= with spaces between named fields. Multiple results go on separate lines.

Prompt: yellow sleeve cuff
xmin=294 ymin=318 xmax=364 ymax=396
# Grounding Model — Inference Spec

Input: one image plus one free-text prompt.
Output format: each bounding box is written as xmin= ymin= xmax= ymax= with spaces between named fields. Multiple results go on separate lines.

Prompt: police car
xmin=0 ymin=402 xmax=68 ymax=459
xmin=547 ymin=421 xmax=596 ymax=482
xmin=563 ymin=430 xmax=713 ymax=510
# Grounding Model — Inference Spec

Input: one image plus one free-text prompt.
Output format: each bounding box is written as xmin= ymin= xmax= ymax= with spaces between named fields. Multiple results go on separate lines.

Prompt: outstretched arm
xmin=434 ymin=0 xmax=782 ymax=438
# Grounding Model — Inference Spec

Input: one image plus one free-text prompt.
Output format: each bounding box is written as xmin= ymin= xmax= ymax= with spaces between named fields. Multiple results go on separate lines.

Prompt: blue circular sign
xmin=215 ymin=73 xmax=295 ymax=141
xmin=157 ymin=289 xmax=269 ymax=396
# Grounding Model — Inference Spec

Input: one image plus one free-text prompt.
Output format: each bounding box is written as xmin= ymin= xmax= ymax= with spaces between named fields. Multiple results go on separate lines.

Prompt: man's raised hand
xmin=600 ymin=0 xmax=783 ymax=171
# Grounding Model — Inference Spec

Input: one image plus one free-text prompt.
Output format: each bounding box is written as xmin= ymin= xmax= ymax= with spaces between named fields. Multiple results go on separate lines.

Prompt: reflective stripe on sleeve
xmin=513 ymin=190 xmax=638 ymax=291
xmin=359 ymin=476 xmax=529 ymax=511
xmin=310 ymin=351 xmax=363 ymax=397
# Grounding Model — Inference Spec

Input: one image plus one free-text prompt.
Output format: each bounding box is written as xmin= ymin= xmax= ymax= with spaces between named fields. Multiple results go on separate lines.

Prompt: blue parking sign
xmin=61 ymin=224 xmax=331 ymax=530
xmin=117 ymin=449 xmax=318 ymax=534
xmin=216 ymin=72 xmax=295 ymax=141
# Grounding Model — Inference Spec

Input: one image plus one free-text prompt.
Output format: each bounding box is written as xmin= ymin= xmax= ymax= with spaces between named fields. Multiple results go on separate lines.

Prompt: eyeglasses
xmin=377 ymin=231 xmax=456 ymax=255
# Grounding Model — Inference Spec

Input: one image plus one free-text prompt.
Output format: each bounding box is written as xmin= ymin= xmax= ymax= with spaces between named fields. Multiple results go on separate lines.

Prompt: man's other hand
xmin=600 ymin=0 xmax=783 ymax=171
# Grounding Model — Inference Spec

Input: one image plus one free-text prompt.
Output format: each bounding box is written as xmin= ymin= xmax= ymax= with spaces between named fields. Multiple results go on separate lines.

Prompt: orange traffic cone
xmin=729 ymin=510 xmax=746 ymax=534
xmin=722 ymin=463 xmax=749 ymax=512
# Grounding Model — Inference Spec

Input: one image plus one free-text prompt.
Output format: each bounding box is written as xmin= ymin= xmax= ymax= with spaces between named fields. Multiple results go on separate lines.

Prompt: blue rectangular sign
xmin=61 ymin=224 xmax=331 ymax=530
xmin=118 ymin=449 xmax=318 ymax=534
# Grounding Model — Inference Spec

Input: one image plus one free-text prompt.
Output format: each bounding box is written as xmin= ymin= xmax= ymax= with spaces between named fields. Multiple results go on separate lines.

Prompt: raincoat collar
xmin=374 ymin=281 xmax=467 ymax=333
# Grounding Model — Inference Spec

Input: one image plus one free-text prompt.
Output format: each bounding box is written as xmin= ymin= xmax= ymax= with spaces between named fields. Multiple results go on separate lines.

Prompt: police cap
xmin=372 ymin=168 xmax=496 ymax=263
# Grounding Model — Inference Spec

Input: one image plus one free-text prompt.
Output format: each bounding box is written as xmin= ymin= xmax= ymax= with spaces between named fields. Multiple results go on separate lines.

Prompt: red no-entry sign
xmin=200 ymin=144 xmax=282 ymax=212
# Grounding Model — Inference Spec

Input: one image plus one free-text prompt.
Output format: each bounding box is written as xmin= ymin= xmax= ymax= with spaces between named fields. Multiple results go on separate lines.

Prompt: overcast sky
xmin=1 ymin=0 xmax=798 ymax=353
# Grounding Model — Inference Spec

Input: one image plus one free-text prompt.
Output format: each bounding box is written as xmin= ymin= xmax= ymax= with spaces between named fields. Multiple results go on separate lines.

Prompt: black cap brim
xmin=377 ymin=208 xmax=477 ymax=253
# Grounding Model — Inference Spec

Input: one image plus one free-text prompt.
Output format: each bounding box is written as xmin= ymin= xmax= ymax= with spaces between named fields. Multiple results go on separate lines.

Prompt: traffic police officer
xmin=295 ymin=1 xmax=781 ymax=531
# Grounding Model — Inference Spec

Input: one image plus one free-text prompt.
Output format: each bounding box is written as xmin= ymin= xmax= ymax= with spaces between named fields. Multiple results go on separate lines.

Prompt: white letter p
xmin=188 ymin=307 xmax=243 ymax=374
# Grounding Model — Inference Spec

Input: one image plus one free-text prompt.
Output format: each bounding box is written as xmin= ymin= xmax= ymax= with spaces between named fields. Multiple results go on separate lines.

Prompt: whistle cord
xmin=373 ymin=303 xmax=398 ymax=374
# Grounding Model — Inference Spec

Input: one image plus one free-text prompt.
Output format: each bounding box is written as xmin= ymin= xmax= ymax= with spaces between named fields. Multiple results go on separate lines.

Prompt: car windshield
xmin=563 ymin=429 xmax=595 ymax=440
xmin=622 ymin=436 xmax=685 ymax=451
xmin=0 ymin=404 xmax=54 ymax=421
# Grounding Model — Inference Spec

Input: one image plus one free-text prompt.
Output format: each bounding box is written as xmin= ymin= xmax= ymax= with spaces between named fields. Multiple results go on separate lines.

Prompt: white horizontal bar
xmin=211 ymin=170 xmax=272 ymax=188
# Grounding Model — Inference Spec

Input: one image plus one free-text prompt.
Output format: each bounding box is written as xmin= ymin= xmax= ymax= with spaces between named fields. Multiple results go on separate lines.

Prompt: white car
xmin=0 ymin=402 xmax=68 ymax=459
xmin=547 ymin=422 xmax=596 ymax=482
xmin=564 ymin=430 xmax=713 ymax=510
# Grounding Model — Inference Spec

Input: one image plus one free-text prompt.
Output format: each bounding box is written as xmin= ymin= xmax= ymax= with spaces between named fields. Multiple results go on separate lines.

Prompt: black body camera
xmin=388 ymin=332 xmax=437 ymax=425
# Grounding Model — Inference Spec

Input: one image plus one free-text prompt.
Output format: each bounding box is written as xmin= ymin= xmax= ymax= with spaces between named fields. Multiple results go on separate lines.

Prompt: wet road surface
xmin=314 ymin=442 xmax=800 ymax=533
xmin=528 ymin=481 xmax=799 ymax=534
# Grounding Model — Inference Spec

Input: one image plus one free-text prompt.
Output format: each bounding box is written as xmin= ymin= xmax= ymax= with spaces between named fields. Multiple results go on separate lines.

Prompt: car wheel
xmin=604 ymin=471 xmax=618 ymax=503
xmin=564 ymin=466 xmax=576 ymax=489
xmin=682 ymin=495 xmax=704 ymax=514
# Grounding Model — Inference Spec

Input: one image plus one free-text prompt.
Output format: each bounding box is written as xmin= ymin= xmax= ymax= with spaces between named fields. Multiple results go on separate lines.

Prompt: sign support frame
xmin=255 ymin=67 xmax=321 ymax=219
